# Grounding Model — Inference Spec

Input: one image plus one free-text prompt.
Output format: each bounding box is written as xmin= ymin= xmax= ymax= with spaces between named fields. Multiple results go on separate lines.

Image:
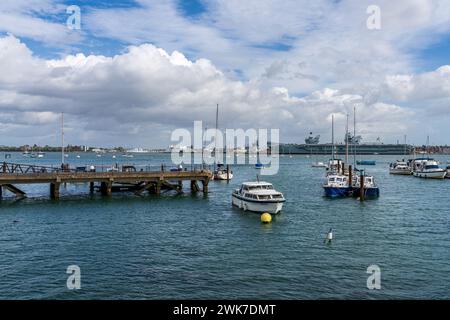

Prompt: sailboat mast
xmin=331 ymin=114 xmax=335 ymax=160
xmin=353 ymin=106 xmax=356 ymax=167
xmin=404 ymin=135 xmax=407 ymax=156
xmin=214 ymin=104 xmax=219 ymax=165
xmin=61 ymin=112 xmax=64 ymax=165
xmin=345 ymin=113 xmax=349 ymax=164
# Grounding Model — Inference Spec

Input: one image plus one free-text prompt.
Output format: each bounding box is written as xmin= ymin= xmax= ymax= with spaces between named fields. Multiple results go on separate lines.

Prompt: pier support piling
xmin=191 ymin=180 xmax=200 ymax=193
xmin=155 ymin=181 xmax=161 ymax=196
xmin=50 ymin=182 xmax=60 ymax=199
xmin=101 ymin=181 xmax=113 ymax=196
xmin=360 ymin=172 xmax=365 ymax=202
xmin=201 ymin=180 xmax=209 ymax=194
xmin=89 ymin=182 xmax=94 ymax=193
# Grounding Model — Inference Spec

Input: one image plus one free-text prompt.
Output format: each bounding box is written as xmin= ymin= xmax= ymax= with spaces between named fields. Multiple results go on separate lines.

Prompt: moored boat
xmin=412 ymin=159 xmax=446 ymax=179
xmin=357 ymin=160 xmax=376 ymax=166
xmin=214 ymin=164 xmax=233 ymax=180
xmin=232 ymin=182 xmax=285 ymax=214
xmin=351 ymin=174 xmax=380 ymax=198
xmin=389 ymin=160 xmax=411 ymax=175
xmin=323 ymin=174 xmax=351 ymax=197
xmin=312 ymin=161 xmax=328 ymax=168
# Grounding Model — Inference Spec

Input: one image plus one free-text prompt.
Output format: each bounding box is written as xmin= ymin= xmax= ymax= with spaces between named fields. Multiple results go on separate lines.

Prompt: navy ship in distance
xmin=277 ymin=133 xmax=413 ymax=155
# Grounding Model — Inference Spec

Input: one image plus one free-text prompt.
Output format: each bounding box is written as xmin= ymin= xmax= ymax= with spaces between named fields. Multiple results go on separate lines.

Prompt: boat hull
xmin=232 ymin=195 xmax=284 ymax=214
xmin=351 ymin=187 xmax=380 ymax=198
xmin=357 ymin=161 xmax=376 ymax=165
xmin=214 ymin=172 xmax=233 ymax=180
xmin=389 ymin=169 xmax=411 ymax=175
xmin=413 ymin=171 xmax=446 ymax=179
xmin=323 ymin=186 xmax=351 ymax=198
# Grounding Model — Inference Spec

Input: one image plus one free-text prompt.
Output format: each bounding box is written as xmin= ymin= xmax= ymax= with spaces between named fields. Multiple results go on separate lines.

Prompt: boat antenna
xmin=256 ymin=174 xmax=260 ymax=182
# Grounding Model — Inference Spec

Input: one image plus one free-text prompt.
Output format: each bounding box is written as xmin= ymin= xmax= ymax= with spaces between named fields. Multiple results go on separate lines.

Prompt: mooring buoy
xmin=261 ymin=212 xmax=272 ymax=224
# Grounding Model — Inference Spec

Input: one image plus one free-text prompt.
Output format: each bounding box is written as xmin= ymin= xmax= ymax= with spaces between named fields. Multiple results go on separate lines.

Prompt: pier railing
xmin=1 ymin=162 xmax=214 ymax=175
xmin=1 ymin=162 xmax=74 ymax=174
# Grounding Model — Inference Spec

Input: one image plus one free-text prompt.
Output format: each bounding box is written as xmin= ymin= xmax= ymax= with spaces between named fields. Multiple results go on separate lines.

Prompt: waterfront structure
xmin=0 ymin=162 xmax=212 ymax=199
xmin=278 ymin=142 xmax=413 ymax=155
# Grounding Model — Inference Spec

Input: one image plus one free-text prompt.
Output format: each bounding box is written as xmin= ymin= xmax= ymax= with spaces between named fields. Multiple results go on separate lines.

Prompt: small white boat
xmin=122 ymin=154 xmax=134 ymax=158
xmin=232 ymin=181 xmax=285 ymax=214
xmin=312 ymin=161 xmax=327 ymax=168
xmin=412 ymin=159 xmax=446 ymax=179
xmin=389 ymin=161 xmax=411 ymax=175
xmin=214 ymin=164 xmax=233 ymax=180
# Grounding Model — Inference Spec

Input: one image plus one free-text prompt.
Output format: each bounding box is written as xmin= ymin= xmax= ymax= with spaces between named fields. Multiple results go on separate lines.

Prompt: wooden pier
xmin=0 ymin=162 xmax=212 ymax=200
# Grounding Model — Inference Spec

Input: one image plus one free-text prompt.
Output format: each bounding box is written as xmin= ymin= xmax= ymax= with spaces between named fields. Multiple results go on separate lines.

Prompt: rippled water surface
xmin=1 ymin=152 xmax=449 ymax=299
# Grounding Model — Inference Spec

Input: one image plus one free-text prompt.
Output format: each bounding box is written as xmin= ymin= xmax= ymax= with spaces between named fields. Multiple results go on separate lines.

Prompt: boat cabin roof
xmin=241 ymin=181 xmax=273 ymax=187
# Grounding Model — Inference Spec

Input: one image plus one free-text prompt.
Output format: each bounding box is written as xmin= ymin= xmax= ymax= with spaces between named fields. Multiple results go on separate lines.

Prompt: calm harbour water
xmin=0 ymin=152 xmax=449 ymax=299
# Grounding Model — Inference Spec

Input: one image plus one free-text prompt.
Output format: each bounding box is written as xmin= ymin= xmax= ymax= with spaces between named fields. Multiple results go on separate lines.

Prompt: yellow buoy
xmin=261 ymin=212 xmax=272 ymax=224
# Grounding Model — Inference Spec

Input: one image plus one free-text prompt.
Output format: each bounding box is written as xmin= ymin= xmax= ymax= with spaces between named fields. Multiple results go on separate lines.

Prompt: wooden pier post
xmin=50 ymin=182 xmax=60 ymax=199
xmin=360 ymin=172 xmax=365 ymax=201
xmin=191 ymin=180 xmax=200 ymax=193
xmin=155 ymin=181 xmax=161 ymax=196
xmin=201 ymin=180 xmax=209 ymax=194
xmin=89 ymin=182 xmax=94 ymax=193
xmin=348 ymin=165 xmax=352 ymax=192
xmin=0 ymin=185 xmax=2 ymax=199
xmin=227 ymin=165 xmax=230 ymax=182
xmin=100 ymin=181 xmax=113 ymax=196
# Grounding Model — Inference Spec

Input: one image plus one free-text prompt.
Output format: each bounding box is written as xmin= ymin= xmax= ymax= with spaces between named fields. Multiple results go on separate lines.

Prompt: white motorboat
xmin=412 ymin=159 xmax=446 ymax=179
xmin=389 ymin=161 xmax=411 ymax=175
xmin=232 ymin=181 xmax=285 ymax=214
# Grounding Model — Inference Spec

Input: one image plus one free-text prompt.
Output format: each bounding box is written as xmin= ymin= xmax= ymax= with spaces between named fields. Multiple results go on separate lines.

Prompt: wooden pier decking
xmin=0 ymin=162 xmax=212 ymax=199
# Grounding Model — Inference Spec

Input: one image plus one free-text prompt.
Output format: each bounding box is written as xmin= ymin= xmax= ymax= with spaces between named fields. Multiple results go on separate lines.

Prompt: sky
xmin=0 ymin=0 xmax=450 ymax=148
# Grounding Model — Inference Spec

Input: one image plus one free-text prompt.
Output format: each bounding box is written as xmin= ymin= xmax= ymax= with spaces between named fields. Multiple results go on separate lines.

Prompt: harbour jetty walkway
xmin=0 ymin=162 xmax=212 ymax=199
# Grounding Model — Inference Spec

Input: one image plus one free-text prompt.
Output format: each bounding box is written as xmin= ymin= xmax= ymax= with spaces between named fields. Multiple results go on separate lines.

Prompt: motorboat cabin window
xmin=425 ymin=165 xmax=439 ymax=169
